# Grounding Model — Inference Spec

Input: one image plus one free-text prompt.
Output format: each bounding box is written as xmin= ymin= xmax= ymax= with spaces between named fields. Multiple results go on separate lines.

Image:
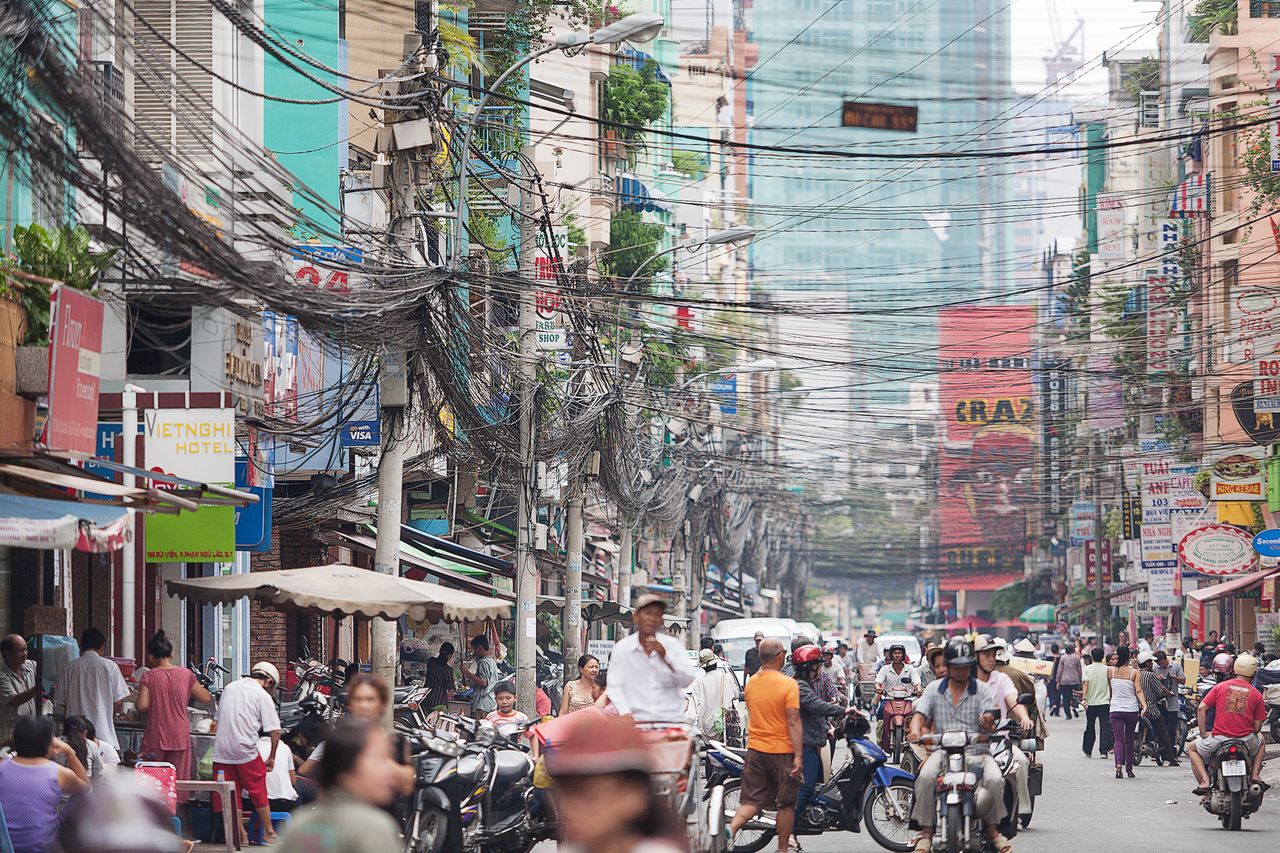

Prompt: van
xmin=710 ymin=617 xmax=796 ymax=678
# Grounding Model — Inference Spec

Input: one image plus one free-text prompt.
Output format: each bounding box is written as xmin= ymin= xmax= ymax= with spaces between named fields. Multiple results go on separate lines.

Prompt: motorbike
xmin=1201 ymin=738 xmax=1265 ymax=831
xmin=878 ymin=686 xmax=917 ymax=766
xmin=915 ymin=722 xmax=1016 ymax=853
xmin=989 ymin=727 xmax=1040 ymax=834
xmin=401 ymin=715 xmax=553 ymax=853
xmin=1254 ymin=670 xmax=1280 ymax=744
xmin=707 ymin=714 xmax=916 ymax=853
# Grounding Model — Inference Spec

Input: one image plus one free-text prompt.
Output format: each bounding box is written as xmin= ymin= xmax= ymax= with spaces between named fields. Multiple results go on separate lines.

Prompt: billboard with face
xmin=937 ymin=307 xmax=1036 ymax=578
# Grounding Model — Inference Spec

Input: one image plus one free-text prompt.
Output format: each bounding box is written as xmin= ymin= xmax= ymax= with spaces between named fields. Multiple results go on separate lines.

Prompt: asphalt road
xmin=796 ymin=713 xmax=1280 ymax=853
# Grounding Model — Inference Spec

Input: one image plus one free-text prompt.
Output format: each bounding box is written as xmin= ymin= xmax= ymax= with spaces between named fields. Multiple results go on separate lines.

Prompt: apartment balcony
xmin=470 ymin=104 xmax=521 ymax=186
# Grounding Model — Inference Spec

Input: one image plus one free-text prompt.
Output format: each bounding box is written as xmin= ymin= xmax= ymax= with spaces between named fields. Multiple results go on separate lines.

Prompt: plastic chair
xmin=134 ymin=761 xmax=183 ymax=837
xmin=247 ymin=810 xmax=292 ymax=843
xmin=0 ymin=800 xmax=16 ymax=853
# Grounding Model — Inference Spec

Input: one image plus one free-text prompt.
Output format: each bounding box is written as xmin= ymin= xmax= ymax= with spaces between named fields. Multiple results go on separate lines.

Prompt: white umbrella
xmin=165 ymin=563 xmax=510 ymax=623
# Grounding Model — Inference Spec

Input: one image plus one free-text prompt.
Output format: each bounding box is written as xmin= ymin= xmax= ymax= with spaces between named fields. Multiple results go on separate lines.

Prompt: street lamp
xmin=449 ymin=12 xmax=666 ymax=264
xmin=623 ymin=226 xmax=757 ymax=292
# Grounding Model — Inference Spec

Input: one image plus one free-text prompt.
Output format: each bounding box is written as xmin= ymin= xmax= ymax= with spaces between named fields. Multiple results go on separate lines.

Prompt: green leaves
xmin=603 ymin=60 xmax=670 ymax=145
xmin=604 ymin=210 xmax=667 ymax=287
xmin=0 ymin=223 xmax=116 ymax=345
xmin=1187 ymin=0 xmax=1237 ymax=42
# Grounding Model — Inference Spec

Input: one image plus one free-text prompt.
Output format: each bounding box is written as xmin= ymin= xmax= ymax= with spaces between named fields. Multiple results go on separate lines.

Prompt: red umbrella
xmin=942 ymin=615 xmax=995 ymax=632
xmin=993 ymin=619 xmax=1029 ymax=630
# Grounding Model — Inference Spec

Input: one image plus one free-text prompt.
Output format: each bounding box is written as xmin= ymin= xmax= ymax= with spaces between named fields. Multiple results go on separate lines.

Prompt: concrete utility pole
xmin=1092 ymin=433 xmax=1106 ymax=645
xmin=515 ymin=145 xmax=540 ymax=716
xmin=371 ymin=33 xmax=425 ymax=712
xmin=674 ymin=526 xmax=688 ymax=645
xmin=564 ymin=494 xmax=583 ymax=678
xmin=617 ymin=523 xmax=633 ymax=640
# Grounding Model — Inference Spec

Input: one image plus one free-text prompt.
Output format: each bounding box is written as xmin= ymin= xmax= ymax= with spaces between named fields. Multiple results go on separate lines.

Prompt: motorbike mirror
xmin=846 ymin=714 xmax=871 ymax=740
xmin=1017 ymin=692 xmax=1035 ymax=707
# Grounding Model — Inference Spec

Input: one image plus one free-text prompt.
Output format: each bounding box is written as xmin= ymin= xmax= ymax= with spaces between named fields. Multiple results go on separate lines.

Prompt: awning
xmin=616 ymin=48 xmax=671 ymax=84
xmin=398 ymin=523 xmax=514 ymax=577
xmin=938 ymin=572 xmax=1023 ymax=592
xmin=1169 ymin=172 xmax=1209 ymax=218
xmin=616 ymin=174 xmax=670 ymax=213
xmin=166 ymin=563 xmax=511 ymax=623
xmin=1185 ymin=567 xmax=1279 ymax=604
xmin=0 ymin=493 xmax=130 ymax=552
xmin=323 ymin=529 xmax=512 ymax=599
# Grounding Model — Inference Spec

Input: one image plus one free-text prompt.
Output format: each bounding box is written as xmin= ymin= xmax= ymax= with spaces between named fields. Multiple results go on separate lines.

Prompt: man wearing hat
xmin=607 ymin=594 xmax=701 ymax=723
xmin=211 ymin=662 xmax=283 ymax=847
xmin=690 ymin=647 xmax=742 ymax=744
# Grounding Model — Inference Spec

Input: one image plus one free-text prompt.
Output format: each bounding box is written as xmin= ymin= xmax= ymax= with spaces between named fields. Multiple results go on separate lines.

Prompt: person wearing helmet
xmin=1190 ymin=654 xmax=1268 ymax=794
xmin=974 ymin=636 xmax=1033 ymax=820
xmin=919 ymin=646 xmax=948 ymax=687
xmin=1210 ymin=651 xmax=1236 ymax=683
xmin=875 ymin=644 xmax=922 ymax=704
xmin=791 ymin=644 xmax=859 ymax=823
xmin=908 ymin=638 xmax=1009 ymax=853
xmin=211 ymin=661 xmax=283 ymax=847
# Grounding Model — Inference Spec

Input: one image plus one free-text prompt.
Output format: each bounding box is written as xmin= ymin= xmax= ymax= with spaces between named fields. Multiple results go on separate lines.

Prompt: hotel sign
xmin=841 ymin=101 xmax=918 ymax=132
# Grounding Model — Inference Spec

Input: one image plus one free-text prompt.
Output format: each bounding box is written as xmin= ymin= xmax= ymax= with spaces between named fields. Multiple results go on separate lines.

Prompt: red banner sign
xmin=43 ymin=285 xmax=104 ymax=455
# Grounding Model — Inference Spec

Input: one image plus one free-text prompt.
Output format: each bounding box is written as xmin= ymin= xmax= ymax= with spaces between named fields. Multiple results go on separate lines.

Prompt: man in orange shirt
xmin=729 ymin=638 xmax=803 ymax=853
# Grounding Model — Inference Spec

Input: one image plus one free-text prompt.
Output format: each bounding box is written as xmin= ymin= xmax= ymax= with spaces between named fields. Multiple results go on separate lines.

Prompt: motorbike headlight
xmin=940 ymin=731 xmax=968 ymax=749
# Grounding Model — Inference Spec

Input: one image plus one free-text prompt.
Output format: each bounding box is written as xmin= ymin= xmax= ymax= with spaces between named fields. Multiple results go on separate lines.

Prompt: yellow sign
xmin=1007 ymin=656 xmax=1054 ymax=678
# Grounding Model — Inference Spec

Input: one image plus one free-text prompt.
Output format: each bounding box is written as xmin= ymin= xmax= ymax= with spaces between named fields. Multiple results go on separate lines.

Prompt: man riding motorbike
xmin=908 ymin=638 xmax=1011 ymax=853
xmin=875 ymin=644 xmax=921 ymax=746
xmin=974 ymin=636 xmax=1033 ymax=823
xmin=1190 ymin=654 xmax=1268 ymax=796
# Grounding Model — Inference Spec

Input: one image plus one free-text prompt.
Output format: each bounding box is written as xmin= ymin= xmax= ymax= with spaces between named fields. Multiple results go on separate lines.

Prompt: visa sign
xmin=342 ymin=419 xmax=380 ymax=447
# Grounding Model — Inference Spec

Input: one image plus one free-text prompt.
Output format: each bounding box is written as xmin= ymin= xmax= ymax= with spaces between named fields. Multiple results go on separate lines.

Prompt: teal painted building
xmin=747 ymin=0 xmax=1015 ymax=404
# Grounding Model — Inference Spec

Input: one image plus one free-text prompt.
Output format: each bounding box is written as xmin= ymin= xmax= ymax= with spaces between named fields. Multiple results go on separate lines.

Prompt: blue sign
xmin=234 ymin=458 xmax=273 ymax=552
xmin=712 ymin=374 xmax=737 ymax=415
xmin=1253 ymin=529 xmax=1280 ymax=558
xmin=342 ymin=420 xmax=380 ymax=446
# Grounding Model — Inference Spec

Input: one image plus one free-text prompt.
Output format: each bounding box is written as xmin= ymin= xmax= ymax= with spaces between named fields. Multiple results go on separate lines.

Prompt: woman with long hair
xmin=61 ymin=715 xmax=100 ymax=783
xmin=277 ymin=718 xmax=403 ymax=852
xmin=298 ymin=673 xmax=411 ymax=794
xmin=547 ymin=713 xmax=688 ymax=853
xmin=1107 ymin=645 xmax=1147 ymax=779
xmin=136 ymin=630 xmax=212 ymax=780
xmin=561 ymin=654 xmax=603 ymax=715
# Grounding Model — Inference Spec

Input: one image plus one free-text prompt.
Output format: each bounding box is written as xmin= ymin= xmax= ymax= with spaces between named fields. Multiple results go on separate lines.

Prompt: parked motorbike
xmin=1254 ymin=669 xmax=1280 ymax=744
xmin=879 ymin=687 xmax=916 ymax=766
xmin=915 ymin=721 xmax=1016 ymax=853
xmin=707 ymin=714 xmax=915 ymax=853
xmin=1201 ymin=738 xmax=1265 ymax=831
xmin=401 ymin=715 xmax=552 ymax=853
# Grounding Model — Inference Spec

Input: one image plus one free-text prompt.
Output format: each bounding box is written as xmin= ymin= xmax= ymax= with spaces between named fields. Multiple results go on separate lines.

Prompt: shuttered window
xmin=131 ymin=0 xmax=213 ymax=165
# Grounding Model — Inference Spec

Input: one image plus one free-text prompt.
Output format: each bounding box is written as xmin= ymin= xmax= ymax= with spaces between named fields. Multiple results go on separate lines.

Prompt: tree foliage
xmin=604 ymin=209 xmax=668 ymax=288
xmin=1188 ymin=0 xmax=1237 ymax=42
xmin=0 ymin=224 xmax=116 ymax=345
xmin=990 ymin=582 xmax=1026 ymax=622
xmin=603 ymin=60 xmax=671 ymax=144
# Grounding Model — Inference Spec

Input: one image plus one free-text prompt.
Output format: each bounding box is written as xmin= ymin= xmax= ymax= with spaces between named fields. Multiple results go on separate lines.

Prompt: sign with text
xmin=1208 ymin=445 xmax=1266 ymax=501
xmin=1146 ymin=274 xmax=1177 ymax=377
xmin=841 ymin=101 xmax=918 ymax=132
xmin=1096 ymin=194 xmax=1126 ymax=260
xmin=143 ymin=408 xmax=235 ymax=562
xmin=43 ymin=285 xmax=104 ymax=456
xmin=1178 ymin=524 xmax=1258 ymax=576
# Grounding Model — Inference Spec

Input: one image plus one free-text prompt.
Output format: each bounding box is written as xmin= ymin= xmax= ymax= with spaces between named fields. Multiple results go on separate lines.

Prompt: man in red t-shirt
xmin=1190 ymin=654 xmax=1266 ymax=793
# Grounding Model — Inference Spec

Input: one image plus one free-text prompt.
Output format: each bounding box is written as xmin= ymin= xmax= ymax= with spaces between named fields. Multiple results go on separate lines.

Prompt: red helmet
xmin=1211 ymin=653 xmax=1235 ymax=676
xmin=792 ymin=644 xmax=823 ymax=665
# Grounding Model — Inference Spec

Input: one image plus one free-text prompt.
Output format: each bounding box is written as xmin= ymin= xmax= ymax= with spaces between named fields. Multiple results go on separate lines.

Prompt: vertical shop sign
xmin=144 ymin=408 xmax=236 ymax=562
xmin=43 ymin=285 xmax=104 ymax=455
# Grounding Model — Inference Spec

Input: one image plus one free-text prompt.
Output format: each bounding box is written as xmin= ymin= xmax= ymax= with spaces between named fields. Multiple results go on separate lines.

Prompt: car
xmin=874 ymin=634 xmax=923 ymax=665
xmin=710 ymin=617 xmax=796 ymax=676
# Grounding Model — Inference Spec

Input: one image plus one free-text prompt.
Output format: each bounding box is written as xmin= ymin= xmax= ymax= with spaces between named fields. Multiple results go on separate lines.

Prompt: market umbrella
xmin=942 ymin=615 xmax=994 ymax=632
xmin=165 ymin=563 xmax=510 ymax=623
xmin=992 ymin=619 xmax=1029 ymax=630
xmin=1018 ymin=603 xmax=1057 ymax=625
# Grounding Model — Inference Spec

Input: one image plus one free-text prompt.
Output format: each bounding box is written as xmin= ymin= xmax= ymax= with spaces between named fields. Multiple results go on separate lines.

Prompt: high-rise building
xmin=746 ymin=0 xmax=1014 ymax=406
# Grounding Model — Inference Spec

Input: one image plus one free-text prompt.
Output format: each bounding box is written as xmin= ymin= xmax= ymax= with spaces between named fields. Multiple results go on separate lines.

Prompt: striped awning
xmin=616 ymin=174 xmax=670 ymax=212
xmin=1169 ymin=172 xmax=1209 ymax=218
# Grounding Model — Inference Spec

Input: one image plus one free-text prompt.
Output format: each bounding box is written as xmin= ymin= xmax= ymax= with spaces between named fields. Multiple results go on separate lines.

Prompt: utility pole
xmin=1092 ymin=433 xmax=1106 ymax=645
xmin=564 ymin=493 xmax=583 ymax=678
xmin=515 ymin=145 xmax=540 ymax=716
xmin=370 ymin=33 xmax=424 ymax=713
xmin=674 ymin=524 xmax=688 ymax=645
xmin=617 ymin=523 xmax=633 ymax=640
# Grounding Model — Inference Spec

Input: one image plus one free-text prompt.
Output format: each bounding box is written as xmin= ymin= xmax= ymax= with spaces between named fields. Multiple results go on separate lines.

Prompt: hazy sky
xmin=1011 ymin=0 xmax=1160 ymax=97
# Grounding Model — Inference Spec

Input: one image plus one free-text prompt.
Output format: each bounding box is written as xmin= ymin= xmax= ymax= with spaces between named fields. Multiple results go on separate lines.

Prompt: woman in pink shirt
xmin=136 ymin=630 xmax=211 ymax=779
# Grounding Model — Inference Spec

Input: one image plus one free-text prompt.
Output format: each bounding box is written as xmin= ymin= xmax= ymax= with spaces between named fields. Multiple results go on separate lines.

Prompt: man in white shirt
xmin=875 ymin=644 xmax=921 ymax=698
xmin=856 ymin=630 xmax=879 ymax=665
xmin=0 ymin=634 xmax=38 ymax=743
xmin=975 ymin=635 xmax=1032 ymax=819
xmin=212 ymin=662 xmax=283 ymax=847
xmin=607 ymin=595 xmax=700 ymax=723
xmin=690 ymin=648 xmax=742 ymax=744
xmin=55 ymin=627 xmax=129 ymax=749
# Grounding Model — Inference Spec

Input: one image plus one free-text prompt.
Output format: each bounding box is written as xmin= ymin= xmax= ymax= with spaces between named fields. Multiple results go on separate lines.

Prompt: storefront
xmin=1186 ymin=567 xmax=1280 ymax=647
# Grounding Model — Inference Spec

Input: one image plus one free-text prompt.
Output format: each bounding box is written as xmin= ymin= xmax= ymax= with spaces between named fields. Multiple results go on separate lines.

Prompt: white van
xmin=710 ymin=617 xmax=796 ymax=679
